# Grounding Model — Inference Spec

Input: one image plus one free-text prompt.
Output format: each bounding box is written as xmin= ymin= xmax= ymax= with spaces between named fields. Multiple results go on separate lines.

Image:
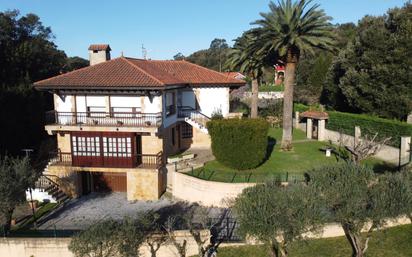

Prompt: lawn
xmin=188 ymin=128 xmax=395 ymax=183
xmin=211 ymin=224 xmax=412 ymax=257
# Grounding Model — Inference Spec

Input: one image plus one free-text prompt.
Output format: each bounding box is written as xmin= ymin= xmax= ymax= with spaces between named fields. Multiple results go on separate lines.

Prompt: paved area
xmin=39 ymin=192 xmax=174 ymax=230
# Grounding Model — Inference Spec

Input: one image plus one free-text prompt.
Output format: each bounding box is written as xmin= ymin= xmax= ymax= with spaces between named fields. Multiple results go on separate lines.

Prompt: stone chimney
xmin=88 ymin=44 xmax=111 ymax=65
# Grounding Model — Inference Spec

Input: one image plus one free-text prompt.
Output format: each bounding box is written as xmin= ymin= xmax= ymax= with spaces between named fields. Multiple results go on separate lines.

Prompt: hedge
xmin=326 ymin=111 xmax=412 ymax=147
xmin=207 ymin=119 xmax=269 ymax=170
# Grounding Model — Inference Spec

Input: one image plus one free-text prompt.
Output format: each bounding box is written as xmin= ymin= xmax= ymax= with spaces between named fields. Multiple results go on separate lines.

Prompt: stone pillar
xmin=354 ymin=126 xmax=361 ymax=146
xmin=318 ymin=119 xmax=326 ymax=141
xmin=294 ymin=111 xmax=300 ymax=129
xmin=400 ymin=136 xmax=411 ymax=166
xmin=407 ymin=113 xmax=412 ymax=124
xmin=307 ymin=118 xmax=313 ymax=139
xmin=105 ymin=96 xmax=111 ymax=114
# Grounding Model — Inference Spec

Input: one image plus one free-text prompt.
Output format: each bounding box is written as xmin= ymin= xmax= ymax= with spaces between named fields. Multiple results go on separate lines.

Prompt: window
xmin=72 ymin=136 xmax=101 ymax=156
xmin=172 ymin=127 xmax=176 ymax=146
xmin=181 ymin=123 xmax=193 ymax=139
xmin=110 ymin=107 xmax=141 ymax=118
xmin=165 ymin=92 xmax=176 ymax=116
xmin=87 ymin=106 xmax=106 ymax=117
xmin=102 ymin=136 xmax=132 ymax=157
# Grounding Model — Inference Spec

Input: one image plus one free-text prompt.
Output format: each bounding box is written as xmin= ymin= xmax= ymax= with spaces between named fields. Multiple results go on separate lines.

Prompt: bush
xmin=207 ymin=119 xmax=269 ymax=170
xmin=326 ymin=111 xmax=412 ymax=147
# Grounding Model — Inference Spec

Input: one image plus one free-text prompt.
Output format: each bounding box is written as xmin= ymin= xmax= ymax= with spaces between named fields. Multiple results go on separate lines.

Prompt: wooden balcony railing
xmin=49 ymin=150 xmax=164 ymax=169
xmin=46 ymin=111 xmax=162 ymax=127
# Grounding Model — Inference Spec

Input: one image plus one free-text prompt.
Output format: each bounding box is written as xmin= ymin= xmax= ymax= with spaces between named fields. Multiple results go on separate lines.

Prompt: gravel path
xmin=39 ymin=192 xmax=174 ymax=230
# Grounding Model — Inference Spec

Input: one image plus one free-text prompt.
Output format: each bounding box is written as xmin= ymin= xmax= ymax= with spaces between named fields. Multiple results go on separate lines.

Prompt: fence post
xmin=400 ymin=136 xmax=411 ymax=167
xmin=286 ymin=172 xmax=289 ymax=182
xmin=354 ymin=126 xmax=361 ymax=146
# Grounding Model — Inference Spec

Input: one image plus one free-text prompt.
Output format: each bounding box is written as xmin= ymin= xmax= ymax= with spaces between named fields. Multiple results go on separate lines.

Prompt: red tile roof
xmin=301 ymin=111 xmax=329 ymax=120
xmin=222 ymin=72 xmax=246 ymax=80
xmin=88 ymin=44 xmax=111 ymax=51
xmin=34 ymin=57 xmax=245 ymax=90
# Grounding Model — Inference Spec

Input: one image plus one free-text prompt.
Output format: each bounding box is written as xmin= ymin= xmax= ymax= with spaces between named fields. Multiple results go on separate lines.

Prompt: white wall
xmin=75 ymin=96 xmax=86 ymax=112
xmin=172 ymin=170 xmax=253 ymax=207
xmin=54 ymin=95 xmax=73 ymax=113
xmin=110 ymin=96 xmax=141 ymax=108
xmin=197 ymin=87 xmax=230 ymax=117
xmin=26 ymin=189 xmax=56 ymax=203
xmin=143 ymin=95 xmax=161 ymax=113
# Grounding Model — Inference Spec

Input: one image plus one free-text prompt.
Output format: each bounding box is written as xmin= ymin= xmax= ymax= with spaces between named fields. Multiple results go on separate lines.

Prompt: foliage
xmin=207 ymin=119 xmax=269 ymax=170
xmin=69 ymin=214 xmax=155 ymax=257
xmin=295 ymin=52 xmax=332 ymax=105
xmin=210 ymin=109 xmax=223 ymax=120
xmin=253 ymin=0 xmax=335 ymax=149
xmin=326 ymin=111 xmax=412 ymax=147
xmin=0 ymin=10 xmax=88 ymax=155
xmin=234 ymin=182 xmax=325 ymax=257
xmin=321 ymin=3 xmax=412 ymax=120
xmin=259 ymin=99 xmax=283 ymax=118
xmin=185 ymin=38 xmax=230 ymax=72
xmin=0 ymin=156 xmax=38 ymax=234
xmin=69 ymin=219 xmax=120 ymax=257
xmin=307 ymin=163 xmax=411 ymax=257
xmin=199 ymin=224 xmax=412 ymax=257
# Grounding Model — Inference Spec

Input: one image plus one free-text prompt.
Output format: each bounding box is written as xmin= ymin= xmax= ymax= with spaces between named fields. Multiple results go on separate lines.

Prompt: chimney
xmin=88 ymin=44 xmax=111 ymax=65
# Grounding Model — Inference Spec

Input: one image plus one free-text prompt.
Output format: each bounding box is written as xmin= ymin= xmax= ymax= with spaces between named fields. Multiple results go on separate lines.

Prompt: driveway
xmin=38 ymin=192 xmax=174 ymax=230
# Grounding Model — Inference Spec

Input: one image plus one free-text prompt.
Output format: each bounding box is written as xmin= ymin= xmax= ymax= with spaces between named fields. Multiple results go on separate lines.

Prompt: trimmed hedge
xmin=207 ymin=119 xmax=269 ymax=170
xmin=326 ymin=111 xmax=412 ymax=147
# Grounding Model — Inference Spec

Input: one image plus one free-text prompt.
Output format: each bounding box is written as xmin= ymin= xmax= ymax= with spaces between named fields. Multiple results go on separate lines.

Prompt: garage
xmin=92 ymin=172 xmax=127 ymax=192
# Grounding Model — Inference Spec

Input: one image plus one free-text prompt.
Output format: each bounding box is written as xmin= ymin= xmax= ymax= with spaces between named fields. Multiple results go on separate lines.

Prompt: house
xmin=34 ymin=44 xmax=245 ymax=201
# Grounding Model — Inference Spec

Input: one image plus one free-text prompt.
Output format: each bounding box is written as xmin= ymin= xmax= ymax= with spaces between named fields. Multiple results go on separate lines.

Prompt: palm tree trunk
xmin=281 ymin=60 xmax=297 ymax=150
xmin=251 ymin=78 xmax=259 ymax=118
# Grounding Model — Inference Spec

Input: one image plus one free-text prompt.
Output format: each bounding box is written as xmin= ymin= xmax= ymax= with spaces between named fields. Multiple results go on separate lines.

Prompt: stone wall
xmin=0 ymin=230 xmax=209 ymax=257
xmin=324 ymin=129 xmax=401 ymax=164
xmin=172 ymin=170 xmax=253 ymax=207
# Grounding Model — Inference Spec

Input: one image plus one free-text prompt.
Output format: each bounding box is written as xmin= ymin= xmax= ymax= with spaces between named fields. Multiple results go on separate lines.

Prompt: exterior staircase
xmin=178 ymin=106 xmax=210 ymax=134
xmin=27 ymin=160 xmax=72 ymax=204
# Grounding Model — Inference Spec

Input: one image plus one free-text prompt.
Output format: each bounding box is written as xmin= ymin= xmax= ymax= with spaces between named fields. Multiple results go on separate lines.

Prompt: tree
xmin=0 ymin=10 xmax=86 ymax=156
xmin=308 ymin=163 xmax=411 ymax=257
xmin=226 ymin=29 xmax=270 ymax=118
xmin=234 ymin=182 xmax=325 ymax=257
xmin=69 ymin=215 xmax=153 ymax=257
xmin=0 ymin=156 xmax=38 ymax=234
xmin=186 ymin=38 xmax=231 ymax=71
xmin=254 ymin=0 xmax=335 ymax=150
xmin=69 ymin=219 xmax=120 ymax=257
xmin=321 ymin=3 xmax=412 ymax=120
xmin=173 ymin=52 xmax=185 ymax=61
xmin=64 ymin=56 xmax=89 ymax=72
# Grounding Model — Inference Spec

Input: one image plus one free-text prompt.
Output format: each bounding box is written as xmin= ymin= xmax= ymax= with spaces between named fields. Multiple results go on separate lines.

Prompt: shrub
xmin=207 ymin=119 xmax=269 ymax=170
xmin=326 ymin=111 xmax=412 ymax=147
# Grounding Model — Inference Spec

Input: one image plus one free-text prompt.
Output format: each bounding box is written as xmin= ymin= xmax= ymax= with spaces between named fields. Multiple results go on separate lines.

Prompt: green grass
xmin=13 ymin=202 xmax=58 ymax=230
xmin=187 ymin=128 xmax=396 ymax=183
xmin=211 ymin=224 xmax=412 ymax=257
xmin=247 ymin=83 xmax=285 ymax=92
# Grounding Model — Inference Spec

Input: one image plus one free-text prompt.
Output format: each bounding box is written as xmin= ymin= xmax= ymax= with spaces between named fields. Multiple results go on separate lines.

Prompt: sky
xmin=0 ymin=0 xmax=408 ymax=60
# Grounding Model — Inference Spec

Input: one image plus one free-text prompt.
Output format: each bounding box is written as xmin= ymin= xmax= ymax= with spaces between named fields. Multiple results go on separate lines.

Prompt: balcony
xmin=49 ymin=150 xmax=164 ymax=169
xmin=46 ymin=111 xmax=162 ymax=127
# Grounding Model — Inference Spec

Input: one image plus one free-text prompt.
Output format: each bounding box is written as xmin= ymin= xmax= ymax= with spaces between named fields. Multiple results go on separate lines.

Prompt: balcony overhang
xmin=45 ymin=124 xmax=158 ymax=135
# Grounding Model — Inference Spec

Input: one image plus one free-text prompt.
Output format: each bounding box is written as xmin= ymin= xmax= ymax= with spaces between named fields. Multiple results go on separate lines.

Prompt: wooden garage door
xmin=92 ymin=172 xmax=127 ymax=192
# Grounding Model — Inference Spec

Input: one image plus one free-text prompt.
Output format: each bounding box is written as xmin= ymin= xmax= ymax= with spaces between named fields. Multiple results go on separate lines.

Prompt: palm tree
xmin=254 ymin=0 xmax=335 ymax=150
xmin=226 ymin=29 xmax=269 ymax=118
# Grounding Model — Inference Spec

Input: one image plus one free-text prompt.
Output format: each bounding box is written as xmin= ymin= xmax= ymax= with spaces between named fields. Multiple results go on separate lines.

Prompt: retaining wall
xmin=172 ymin=171 xmax=254 ymax=207
xmin=0 ymin=230 xmax=209 ymax=257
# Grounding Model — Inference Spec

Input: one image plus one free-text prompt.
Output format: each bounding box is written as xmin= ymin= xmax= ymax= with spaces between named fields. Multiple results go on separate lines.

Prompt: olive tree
xmin=0 ymin=155 xmax=37 ymax=234
xmin=69 ymin=214 xmax=154 ymax=257
xmin=234 ymin=182 xmax=325 ymax=257
xmin=307 ymin=163 xmax=411 ymax=257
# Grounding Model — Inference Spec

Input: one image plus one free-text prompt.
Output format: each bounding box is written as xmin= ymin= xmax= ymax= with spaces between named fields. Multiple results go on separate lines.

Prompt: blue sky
xmin=0 ymin=0 xmax=408 ymax=60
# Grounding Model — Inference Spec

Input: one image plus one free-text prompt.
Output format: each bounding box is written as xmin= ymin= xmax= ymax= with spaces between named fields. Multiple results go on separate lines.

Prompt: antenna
xmin=142 ymin=44 xmax=147 ymax=60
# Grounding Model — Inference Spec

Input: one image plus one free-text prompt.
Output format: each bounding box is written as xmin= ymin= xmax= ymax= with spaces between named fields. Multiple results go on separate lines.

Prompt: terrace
xmin=45 ymin=110 xmax=163 ymax=127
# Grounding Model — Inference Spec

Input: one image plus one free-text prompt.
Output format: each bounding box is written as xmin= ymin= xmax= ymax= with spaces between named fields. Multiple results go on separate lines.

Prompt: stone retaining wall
xmin=0 ymin=230 xmax=209 ymax=257
xmin=172 ymin=170 xmax=254 ymax=207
